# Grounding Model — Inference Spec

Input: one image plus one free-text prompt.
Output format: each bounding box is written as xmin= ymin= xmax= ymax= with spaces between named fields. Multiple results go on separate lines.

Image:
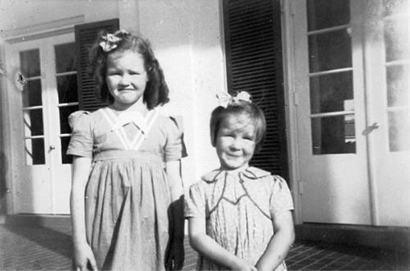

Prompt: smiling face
xmin=106 ymin=50 xmax=148 ymax=110
xmin=215 ymin=113 xmax=256 ymax=171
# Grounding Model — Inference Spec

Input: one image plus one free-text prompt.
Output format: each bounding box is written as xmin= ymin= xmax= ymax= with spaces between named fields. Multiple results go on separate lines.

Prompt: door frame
xmin=1 ymin=17 xmax=84 ymax=215
xmin=282 ymin=0 xmax=369 ymax=225
xmin=281 ymin=0 xmax=372 ymax=225
xmin=281 ymin=0 xmax=410 ymax=226
xmin=281 ymin=0 xmax=303 ymax=224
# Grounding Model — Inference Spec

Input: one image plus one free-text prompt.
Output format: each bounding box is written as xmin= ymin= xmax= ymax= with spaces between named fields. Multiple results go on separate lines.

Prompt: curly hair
xmin=88 ymin=30 xmax=169 ymax=109
xmin=210 ymin=99 xmax=266 ymax=153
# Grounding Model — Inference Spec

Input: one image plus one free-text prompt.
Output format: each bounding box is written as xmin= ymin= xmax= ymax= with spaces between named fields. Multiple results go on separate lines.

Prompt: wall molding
xmin=5 ymin=214 xmax=71 ymax=231
xmin=296 ymin=223 xmax=410 ymax=252
xmin=2 ymin=15 xmax=85 ymax=44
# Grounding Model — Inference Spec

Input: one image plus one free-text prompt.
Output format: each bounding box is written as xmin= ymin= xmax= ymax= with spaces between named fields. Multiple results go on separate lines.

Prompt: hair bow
xmin=99 ymin=30 xmax=129 ymax=52
xmin=216 ymin=91 xmax=252 ymax=108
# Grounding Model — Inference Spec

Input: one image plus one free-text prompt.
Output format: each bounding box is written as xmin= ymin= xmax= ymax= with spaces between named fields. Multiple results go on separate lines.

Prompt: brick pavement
xmin=0 ymin=224 xmax=409 ymax=270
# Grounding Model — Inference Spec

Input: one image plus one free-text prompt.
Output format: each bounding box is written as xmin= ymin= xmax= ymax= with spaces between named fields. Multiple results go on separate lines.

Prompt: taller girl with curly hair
xmin=67 ymin=30 xmax=186 ymax=271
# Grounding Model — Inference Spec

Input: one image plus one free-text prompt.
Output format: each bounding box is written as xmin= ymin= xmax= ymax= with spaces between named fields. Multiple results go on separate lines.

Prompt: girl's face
xmin=106 ymin=51 xmax=148 ymax=110
xmin=215 ymin=113 xmax=256 ymax=170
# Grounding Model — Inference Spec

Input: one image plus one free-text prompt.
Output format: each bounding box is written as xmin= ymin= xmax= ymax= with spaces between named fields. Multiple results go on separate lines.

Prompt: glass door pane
xmin=55 ymin=43 xmax=79 ymax=163
xmin=293 ymin=0 xmax=371 ymax=225
xmin=383 ymin=3 xmax=410 ymax=151
xmin=307 ymin=0 xmax=355 ymax=154
xmin=20 ymin=49 xmax=46 ymax=165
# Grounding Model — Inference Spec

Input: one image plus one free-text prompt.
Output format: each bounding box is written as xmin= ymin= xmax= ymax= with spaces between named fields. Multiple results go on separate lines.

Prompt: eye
xmin=107 ymin=70 xmax=121 ymax=76
xmin=242 ymin=132 xmax=256 ymax=141
xmin=224 ymin=132 xmax=236 ymax=138
xmin=129 ymin=70 xmax=141 ymax=75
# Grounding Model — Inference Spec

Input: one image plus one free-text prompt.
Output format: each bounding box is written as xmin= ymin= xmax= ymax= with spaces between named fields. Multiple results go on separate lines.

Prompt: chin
xmin=222 ymin=163 xmax=245 ymax=170
xmin=120 ymin=98 xmax=139 ymax=104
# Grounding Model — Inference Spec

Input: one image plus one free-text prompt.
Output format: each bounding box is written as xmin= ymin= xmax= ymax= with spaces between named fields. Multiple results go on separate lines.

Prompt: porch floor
xmin=0 ymin=224 xmax=408 ymax=270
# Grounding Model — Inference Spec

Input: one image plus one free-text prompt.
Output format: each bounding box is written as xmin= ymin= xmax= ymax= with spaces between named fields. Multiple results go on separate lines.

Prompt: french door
xmin=5 ymin=33 xmax=78 ymax=214
xmin=292 ymin=0 xmax=410 ymax=226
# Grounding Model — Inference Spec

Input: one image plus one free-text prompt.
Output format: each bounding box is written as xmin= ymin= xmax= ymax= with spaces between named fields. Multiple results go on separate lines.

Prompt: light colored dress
xmin=185 ymin=167 xmax=294 ymax=271
xmin=67 ymin=106 xmax=186 ymax=271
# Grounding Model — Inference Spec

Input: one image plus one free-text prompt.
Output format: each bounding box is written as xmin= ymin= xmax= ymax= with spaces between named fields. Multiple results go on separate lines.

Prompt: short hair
xmin=210 ymin=100 xmax=266 ymax=152
xmin=89 ymin=30 xmax=169 ymax=109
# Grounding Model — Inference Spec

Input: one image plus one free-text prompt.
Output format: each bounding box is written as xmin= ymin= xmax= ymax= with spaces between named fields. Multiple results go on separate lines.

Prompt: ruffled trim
xmin=241 ymin=167 xmax=271 ymax=179
xmin=201 ymin=166 xmax=271 ymax=183
xmin=200 ymin=167 xmax=273 ymax=219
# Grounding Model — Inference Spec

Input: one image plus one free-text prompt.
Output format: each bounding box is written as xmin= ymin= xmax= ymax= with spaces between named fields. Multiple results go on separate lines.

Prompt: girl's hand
xmin=165 ymin=238 xmax=184 ymax=270
xmin=231 ymin=259 xmax=258 ymax=271
xmin=73 ymin=243 xmax=98 ymax=271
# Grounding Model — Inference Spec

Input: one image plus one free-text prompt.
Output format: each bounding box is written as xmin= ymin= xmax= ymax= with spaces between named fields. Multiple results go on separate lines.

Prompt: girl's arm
xmin=255 ymin=211 xmax=295 ymax=271
xmin=165 ymin=160 xmax=185 ymax=270
xmin=189 ymin=216 xmax=257 ymax=271
xmin=71 ymin=156 xmax=97 ymax=271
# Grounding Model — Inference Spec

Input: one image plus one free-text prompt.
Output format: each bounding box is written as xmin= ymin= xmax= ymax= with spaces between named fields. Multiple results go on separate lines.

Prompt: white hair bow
xmin=99 ymin=30 xmax=129 ymax=52
xmin=216 ymin=91 xmax=252 ymax=108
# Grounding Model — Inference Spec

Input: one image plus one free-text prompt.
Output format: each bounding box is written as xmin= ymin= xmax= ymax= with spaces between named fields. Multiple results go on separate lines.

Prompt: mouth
xmin=225 ymin=153 xmax=242 ymax=158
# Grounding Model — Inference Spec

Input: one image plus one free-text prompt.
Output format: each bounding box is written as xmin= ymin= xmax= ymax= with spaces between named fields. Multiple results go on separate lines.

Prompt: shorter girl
xmin=185 ymin=92 xmax=294 ymax=271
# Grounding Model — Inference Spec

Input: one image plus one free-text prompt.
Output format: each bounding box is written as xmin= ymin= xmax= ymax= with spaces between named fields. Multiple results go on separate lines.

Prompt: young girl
xmin=67 ymin=30 xmax=186 ymax=271
xmin=185 ymin=92 xmax=295 ymax=271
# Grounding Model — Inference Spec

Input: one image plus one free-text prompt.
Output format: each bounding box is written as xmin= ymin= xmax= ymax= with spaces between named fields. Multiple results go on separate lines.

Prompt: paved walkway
xmin=0 ymin=224 xmax=408 ymax=270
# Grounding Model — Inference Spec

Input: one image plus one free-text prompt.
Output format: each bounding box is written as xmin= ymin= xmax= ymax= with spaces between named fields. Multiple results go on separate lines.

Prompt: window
xmin=20 ymin=49 xmax=45 ymax=165
xmin=384 ymin=0 xmax=410 ymax=151
xmin=307 ymin=0 xmax=355 ymax=154
xmin=55 ymin=42 xmax=79 ymax=163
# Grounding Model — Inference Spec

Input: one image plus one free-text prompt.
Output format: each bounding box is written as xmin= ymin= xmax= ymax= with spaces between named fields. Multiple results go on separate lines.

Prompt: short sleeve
xmin=269 ymin=176 xmax=294 ymax=216
xmin=164 ymin=116 xmax=187 ymax=161
xmin=66 ymin=111 xmax=93 ymax=158
xmin=184 ymin=183 xmax=205 ymax=218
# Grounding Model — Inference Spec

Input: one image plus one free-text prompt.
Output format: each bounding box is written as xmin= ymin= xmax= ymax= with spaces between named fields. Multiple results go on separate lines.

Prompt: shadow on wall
xmin=0 ymin=151 xmax=7 ymax=214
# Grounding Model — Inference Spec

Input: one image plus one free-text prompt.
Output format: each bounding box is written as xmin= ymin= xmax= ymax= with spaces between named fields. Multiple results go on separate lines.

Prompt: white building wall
xmin=138 ymin=0 xmax=225 ymax=186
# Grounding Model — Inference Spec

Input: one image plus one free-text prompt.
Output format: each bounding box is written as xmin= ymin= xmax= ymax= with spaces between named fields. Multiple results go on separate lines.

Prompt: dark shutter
xmin=223 ymin=0 xmax=288 ymax=180
xmin=74 ymin=19 xmax=119 ymax=111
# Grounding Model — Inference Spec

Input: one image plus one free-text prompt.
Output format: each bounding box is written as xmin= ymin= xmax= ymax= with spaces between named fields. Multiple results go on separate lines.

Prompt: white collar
xmin=111 ymin=110 xmax=147 ymax=133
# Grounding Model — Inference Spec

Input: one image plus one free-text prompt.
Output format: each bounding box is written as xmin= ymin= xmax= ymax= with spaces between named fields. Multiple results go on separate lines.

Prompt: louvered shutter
xmin=75 ymin=19 xmax=119 ymax=111
xmin=223 ymin=0 xmax=288 ymax=180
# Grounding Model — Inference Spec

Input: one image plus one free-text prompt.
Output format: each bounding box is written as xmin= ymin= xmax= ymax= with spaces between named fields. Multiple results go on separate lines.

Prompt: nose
xmin=119 ymin=74 xmax=131 ymax=86
xmin=229 ymin=137 xmax=242 ymax=150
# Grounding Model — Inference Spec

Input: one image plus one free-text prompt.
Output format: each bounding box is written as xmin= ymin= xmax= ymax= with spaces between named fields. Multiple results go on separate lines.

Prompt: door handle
xmin=369 ymin=122 xmax=380 ymax=129
xmin=362 ymin=122 xmax=380 ymax=135
xmin=48 ymin=145 xmax=56 ymax=152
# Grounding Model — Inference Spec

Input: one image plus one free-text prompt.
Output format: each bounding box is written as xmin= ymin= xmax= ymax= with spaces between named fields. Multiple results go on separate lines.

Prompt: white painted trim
xmin=309 ymin=67 xmax=353 ymax=77
xmin=281 ymin=0 xmax=302 ymax=224
xmin=311 ymin=111 xmax=355 ymax=118
xmin=2 ymin=15 xmax=84 ymax=43
xmin=2 ymin=42 xmax=16 ymax=214
xmin=360 ymin=0 xmax=382 ymax=226
xmin=218 ymin=0 xmax=229 ymax=93
xmin=307 ymin=24 xmax=350 ymax=35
